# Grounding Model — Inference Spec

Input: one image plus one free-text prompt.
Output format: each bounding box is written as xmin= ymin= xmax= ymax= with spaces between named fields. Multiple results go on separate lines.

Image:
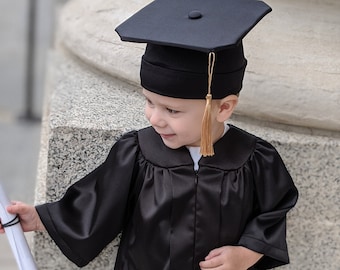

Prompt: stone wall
xmin=33 ymin=0 xmax=340 ymax=269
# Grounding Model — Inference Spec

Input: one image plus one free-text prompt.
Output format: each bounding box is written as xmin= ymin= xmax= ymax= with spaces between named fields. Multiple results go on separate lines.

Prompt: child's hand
xmin=0 ymin=201 xmax=45 ymax=233
xmin=199 ymin=245 xmax=263 ymax=270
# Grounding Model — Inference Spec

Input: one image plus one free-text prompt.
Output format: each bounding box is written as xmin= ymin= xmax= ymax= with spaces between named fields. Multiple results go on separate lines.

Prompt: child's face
xmin=143 ymin=89 xmax=224 ymax=149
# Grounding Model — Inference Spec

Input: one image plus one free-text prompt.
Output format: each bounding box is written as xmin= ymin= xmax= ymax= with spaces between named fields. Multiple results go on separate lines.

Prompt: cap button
xmin=188 ymin=10 xmax=202 ymax=19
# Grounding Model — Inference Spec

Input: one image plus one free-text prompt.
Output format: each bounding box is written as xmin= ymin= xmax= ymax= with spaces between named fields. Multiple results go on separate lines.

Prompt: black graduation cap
xmin=115 ymin=0 xmax=272 ymax=156
xmin=116 ymin=0 xmax=272 ymax=99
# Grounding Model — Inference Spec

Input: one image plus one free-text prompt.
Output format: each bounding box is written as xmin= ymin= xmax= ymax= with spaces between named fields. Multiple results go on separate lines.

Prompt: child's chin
xmin=161 ymin=140 xmax=182 ymax=150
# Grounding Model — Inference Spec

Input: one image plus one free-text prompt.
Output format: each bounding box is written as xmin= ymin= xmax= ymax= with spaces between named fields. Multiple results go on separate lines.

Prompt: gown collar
xmin=138 ymin=124 xmax=257 ymax=170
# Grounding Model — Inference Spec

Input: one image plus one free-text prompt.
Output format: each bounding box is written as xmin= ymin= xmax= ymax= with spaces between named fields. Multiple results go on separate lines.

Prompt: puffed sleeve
xmin=36 ymin=131 xmax=140 ymax=267
xmin=238 ymin=139 xmax=298 ymax=269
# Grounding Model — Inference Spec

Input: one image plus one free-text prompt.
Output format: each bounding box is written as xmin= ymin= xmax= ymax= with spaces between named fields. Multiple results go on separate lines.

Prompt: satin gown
xmin=36 ymin=125 xmax=298 ymax=269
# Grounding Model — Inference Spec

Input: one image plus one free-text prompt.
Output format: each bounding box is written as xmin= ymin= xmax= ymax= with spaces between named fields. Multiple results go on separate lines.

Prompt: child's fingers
xmin=2 ymin=202 xmax=42 ymax=232
xmin=205 ymin=246 xmax=224 ymax=260
xmin=199 ymin=255 xmax=223 ymax=269
xmin=6 ymin=201 xmax=28 ymax=214
xmin=1 ymin=202 xmax=23 ymax=232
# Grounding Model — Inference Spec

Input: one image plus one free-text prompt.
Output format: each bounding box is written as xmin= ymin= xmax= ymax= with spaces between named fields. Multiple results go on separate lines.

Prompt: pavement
xmin=0 ymin=0 xmax=64 ymax=268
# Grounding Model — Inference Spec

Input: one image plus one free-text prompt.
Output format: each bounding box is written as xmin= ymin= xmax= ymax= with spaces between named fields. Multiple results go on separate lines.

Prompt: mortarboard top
xmin=116 ymin=0 xmax=271 ymax=53
xmin=115 ymin=0 xmax=272 ymax=156
xmin=115 ymin=0 xmax=272 ymax=99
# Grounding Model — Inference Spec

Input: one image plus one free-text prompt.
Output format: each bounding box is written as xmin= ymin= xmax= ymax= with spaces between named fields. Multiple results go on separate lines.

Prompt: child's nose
xmin=149 ymin=111 xmax=166 ymax=127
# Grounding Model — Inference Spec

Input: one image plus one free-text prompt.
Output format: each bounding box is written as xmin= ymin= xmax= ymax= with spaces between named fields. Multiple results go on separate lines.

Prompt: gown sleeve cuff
xmin=35 ymin=204 xmax=89 ymax=267
xmin=238 ymin=234 xmax=289 ymax=269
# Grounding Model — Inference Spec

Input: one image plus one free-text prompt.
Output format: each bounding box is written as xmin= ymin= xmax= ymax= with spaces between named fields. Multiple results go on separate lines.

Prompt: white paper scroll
xmin=0 ymin=183 xmax=37 ymax=270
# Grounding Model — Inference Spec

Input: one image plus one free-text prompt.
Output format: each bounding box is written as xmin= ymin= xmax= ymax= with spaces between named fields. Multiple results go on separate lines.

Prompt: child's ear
xmin=215 ymin=95 xmax=238 ymax=122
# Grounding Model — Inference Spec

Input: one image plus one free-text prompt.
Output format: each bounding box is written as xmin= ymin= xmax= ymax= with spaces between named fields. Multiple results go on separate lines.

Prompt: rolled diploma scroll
xmin=0 ymin=183 xmax=37 ymax=270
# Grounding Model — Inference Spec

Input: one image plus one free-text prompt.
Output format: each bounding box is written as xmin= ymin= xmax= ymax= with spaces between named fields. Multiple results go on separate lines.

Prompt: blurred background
xmin=0 ymin=0 xmax=66 ymax=268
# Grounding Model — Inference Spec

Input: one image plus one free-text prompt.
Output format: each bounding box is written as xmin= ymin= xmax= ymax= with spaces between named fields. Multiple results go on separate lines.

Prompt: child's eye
xmin=166 ymin=108 xmax=179 ymax=114
xmin=145 ymin=98 xmax=154 ymax=106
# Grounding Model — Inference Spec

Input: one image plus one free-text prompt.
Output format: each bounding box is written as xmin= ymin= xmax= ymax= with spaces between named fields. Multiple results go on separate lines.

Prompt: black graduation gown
xmin=36 ymin=125 xmax=298 ymax=270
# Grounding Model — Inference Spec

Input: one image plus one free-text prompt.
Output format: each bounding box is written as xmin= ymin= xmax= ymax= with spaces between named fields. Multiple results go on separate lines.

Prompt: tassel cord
xmin=200 ymin=52 xmax=216 ymax=157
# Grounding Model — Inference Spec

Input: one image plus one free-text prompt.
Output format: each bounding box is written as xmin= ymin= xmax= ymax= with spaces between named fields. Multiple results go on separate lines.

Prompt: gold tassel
xmin=200 ymin=52 xmax=216 ymax=157
xmin=201 ymin=93 xmax=214 ymax=156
